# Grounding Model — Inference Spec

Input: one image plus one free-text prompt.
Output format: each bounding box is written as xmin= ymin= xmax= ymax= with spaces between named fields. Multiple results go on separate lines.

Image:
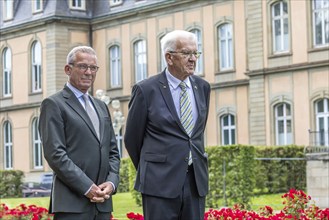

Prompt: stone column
xmin=306 ymin=150 xmax=329 ymax=208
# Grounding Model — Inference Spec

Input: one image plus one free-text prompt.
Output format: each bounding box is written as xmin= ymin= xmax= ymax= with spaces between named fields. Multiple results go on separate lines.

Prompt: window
xmin=220 ymin=114 xmax=236 ymax=145
xmin=159 ymin=36 xmax=166 ymax=71
xmin=109 ymin=45 xmax=122 ymax=87
xmin=275 ymin=103 xmax=292 ymax=145
xmin=218 ymin=23 xmax=233 ymax=71
xmin=33 ymin=0 xmax=43 ymax=13
xmin=312 ymin=0 xmax=329 ymax=47
xmin=271 ymin=1 xmax=289 ymax=53
xmin=3 ymin=121 xmax=13 ymax=170
xmin=134 ymin=40 xmax=147 ymax=83
xmin=3 ymin=0 xmax=13 ymax=20
xmin=110 ymin=0 xmax=123 ymax=7
xmin=2 ymin=47 xmax=12 ymax=97
xmin=70 ymin=0 xmax=85 ymax=10
xmin=32 ymin=118 xmax=43 ymax=169
xmin=31 ymin=41 xmax=42 ymax=93
xmin=315 ymin=98 xmax=329 ymax=146
xmin=190 ymin=29 xmax=203 ymax=75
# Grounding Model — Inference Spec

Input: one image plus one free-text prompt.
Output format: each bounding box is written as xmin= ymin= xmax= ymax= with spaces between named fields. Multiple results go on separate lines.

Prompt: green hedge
xmin=206 ymin=145 xmax=306 ymax=209
xmin=206 ymin=145 xmax=256 ymax=209
xmin=0 ymin=170 xmax=24 ymax=198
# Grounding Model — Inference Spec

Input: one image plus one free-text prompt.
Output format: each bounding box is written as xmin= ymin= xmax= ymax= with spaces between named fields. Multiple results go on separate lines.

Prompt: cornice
xmin=246 ymin=60 xmax=329 ymax=77
xmin=0 ymin=102 xmax=41 ymax=112
xmin=211 ymin=79 xmax=250 ymax=90
xmin=0 ymin=16 xmax=91 ymax=37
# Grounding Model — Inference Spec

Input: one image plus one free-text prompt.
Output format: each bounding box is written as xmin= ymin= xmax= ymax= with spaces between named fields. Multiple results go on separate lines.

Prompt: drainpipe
xmin=89 ymin=23 xmax=94 ymax=96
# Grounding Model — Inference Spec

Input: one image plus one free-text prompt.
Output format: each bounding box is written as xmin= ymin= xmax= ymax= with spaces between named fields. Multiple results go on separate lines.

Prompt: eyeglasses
xmin=168 ymin=51 xmax=202 ymax=59
xmin=69 ymin=63 xmax=99 ymax=73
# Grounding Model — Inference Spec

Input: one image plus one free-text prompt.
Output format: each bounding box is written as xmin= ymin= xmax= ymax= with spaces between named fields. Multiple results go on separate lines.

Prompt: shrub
xmin=0 ymin=170 xmax=24 ymax=198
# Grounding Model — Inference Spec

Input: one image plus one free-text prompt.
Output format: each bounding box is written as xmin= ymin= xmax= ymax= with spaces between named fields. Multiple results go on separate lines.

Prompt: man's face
xmin=65 ymin=52 xmax=98 ymax=93
xmin=166 ymin=38 xmax=198 ymax=81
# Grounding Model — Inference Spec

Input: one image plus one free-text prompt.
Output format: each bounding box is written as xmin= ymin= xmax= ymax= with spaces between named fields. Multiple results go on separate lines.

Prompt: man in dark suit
xmin=38 ymin=46 xmax=120 ymax=220
xmin=124 ymin=30 xmax=211 ymax=220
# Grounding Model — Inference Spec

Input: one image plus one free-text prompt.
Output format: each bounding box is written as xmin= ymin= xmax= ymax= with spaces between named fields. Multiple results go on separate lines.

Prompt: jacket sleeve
xmin=124 ymin=85 xmax=148 ymax=169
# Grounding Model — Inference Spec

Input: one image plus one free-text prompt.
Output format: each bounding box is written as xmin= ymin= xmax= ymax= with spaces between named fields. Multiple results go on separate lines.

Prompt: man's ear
xmin=165 ymin=53 xmax=173 ymax=65
xmin=64 ymin=65 xmax=71 ymax=75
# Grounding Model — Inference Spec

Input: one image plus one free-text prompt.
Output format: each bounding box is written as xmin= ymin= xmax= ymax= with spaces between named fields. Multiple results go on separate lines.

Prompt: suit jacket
xmin=124 ymin=71 xmax=210 ymax=198
xmin=38 ymin=85 xmax=120 ymax=213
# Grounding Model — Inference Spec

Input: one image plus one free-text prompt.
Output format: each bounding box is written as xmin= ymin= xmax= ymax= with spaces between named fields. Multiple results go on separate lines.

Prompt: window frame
xmin=3 ymin=121 xmax=13 ymax=170
xmin=33 ymin=0 xmax=43 ymax=13
xmin=274 ymin=103 xmax=293 ymax=145
xmin=109 ymin=0 xmax=123 ymax=7
xmin=271 ymin=0 xmax=290 ymax=54
xmin=32 ymin=118 xmax=43 ymax=169
xmin=2 ymin=47 xmax=12 ymax=97
xmin=220 ymin=114 xmax=236 ymax=145
xmin=133 ymin=39 xmax=147 ymax=83
xmin=159 ymin=35 xmax=167 ymax=72
xmin=3 ymin=0 xmax=14 ymax=21
xmin=109 ymin=45 xmax=122 ymax=88
xmin=315 ymin=98 xmax=329 ymax=146
xmin=218 ymin=23 xmax=234 ymax=71
xmin=31 ymin=41 xmax=42 ymax=93
xmin=70 ymin=0 xmax=86 ymax=10
xmin=189 ymin=28 xmax=204 ymax=76
xmin=312 ymin=0 xmax=329 ymax=47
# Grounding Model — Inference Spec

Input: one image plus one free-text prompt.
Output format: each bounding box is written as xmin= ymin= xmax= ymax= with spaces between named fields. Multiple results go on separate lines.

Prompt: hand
xmin=87 ymin=182 xmax=113 ymax=203
xmin=86 ymin=184 xmax=106 ymax=203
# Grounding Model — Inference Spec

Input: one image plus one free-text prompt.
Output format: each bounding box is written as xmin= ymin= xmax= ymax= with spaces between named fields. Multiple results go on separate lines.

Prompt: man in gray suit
xmin=39 ymin=46 xmax=120 ymax=220
xmin=124 ymin=30 xmax=211 ymax=220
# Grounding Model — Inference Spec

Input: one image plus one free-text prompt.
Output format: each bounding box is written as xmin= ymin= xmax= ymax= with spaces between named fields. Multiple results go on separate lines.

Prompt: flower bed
xmin=1 ymin=190 xmax=328 ymax=220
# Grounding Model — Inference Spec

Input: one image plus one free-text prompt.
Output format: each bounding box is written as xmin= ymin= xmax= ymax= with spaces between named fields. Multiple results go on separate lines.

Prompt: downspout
xmin=89 ymin=22 xmax=94 ymax=96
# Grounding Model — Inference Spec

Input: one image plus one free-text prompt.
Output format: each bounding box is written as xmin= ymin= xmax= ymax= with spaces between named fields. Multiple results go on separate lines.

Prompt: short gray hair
xmin=160 ymin=30 xmax=197 ymax=57
xmin=66 ymin=46 xmax=97 ymax=64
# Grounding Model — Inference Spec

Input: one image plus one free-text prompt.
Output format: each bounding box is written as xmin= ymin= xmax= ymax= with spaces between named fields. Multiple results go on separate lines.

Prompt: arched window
xmin=271 ymin=0 xmax=289 ymax=53
xmin=190 ymin=29 xmax=203 ymax=75
xmin=32 ymin=118 xmax=43 ymax=169
xmin=3 ymin=121 xmax=13 ymax=169
xmin=315 ymin=98 xmax=329 ymax=146
xmin=218 ymin=23 xmax=233 ymax=71
xmin=275 ymin=103 xmax=292 ymax=145
xmin=134 ymin=40 xmax=147 ymax=83
xmin=2 ymin=47 xmax=12 ymax=97
xmin=109 ymin=45 xmax=122 ymax=87
xmin=220 ymin=114 xmax=236 ymax=145
xmin=31 ymin=41 xmax=42 ymax=93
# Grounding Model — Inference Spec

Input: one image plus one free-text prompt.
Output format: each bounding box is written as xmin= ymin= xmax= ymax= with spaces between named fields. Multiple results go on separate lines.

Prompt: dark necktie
xmin=179 ymin=82 xmax=194 ymax=165
xmin=83 ymin=94 xmax=100 ymax=139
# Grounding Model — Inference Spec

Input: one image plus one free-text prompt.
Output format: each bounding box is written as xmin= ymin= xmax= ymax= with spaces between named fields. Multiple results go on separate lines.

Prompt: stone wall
xmin=306 ymin=151 xmax=329 ymax=208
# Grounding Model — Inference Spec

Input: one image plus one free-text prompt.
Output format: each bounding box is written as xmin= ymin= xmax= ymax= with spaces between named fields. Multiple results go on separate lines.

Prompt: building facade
xmin=0 ymin=0 xmax=328 ymax=182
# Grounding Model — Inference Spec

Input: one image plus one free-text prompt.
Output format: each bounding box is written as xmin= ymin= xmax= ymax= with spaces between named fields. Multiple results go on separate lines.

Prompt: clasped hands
xmin=86 ymin=182 xmax=113 ymax=203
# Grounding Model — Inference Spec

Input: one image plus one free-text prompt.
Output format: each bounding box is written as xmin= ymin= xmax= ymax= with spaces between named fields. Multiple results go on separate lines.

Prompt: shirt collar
xmin=66 ymin=82 xmax=87 ymax=98
xmin=165 ymin=68 xmax=192 ymax=90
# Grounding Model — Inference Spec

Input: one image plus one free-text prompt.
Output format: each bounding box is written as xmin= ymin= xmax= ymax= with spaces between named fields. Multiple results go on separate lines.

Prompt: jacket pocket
xmin=144 ymin=153 xmax=167 ymax=163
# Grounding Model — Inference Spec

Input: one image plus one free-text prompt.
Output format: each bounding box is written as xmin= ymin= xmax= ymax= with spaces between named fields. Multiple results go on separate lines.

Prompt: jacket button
xmin=185 ymin=157 xmax=189 ymax=162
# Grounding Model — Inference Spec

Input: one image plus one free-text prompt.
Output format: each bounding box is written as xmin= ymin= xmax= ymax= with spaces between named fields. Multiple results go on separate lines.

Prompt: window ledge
xmin=268 ymin=52 xmax=292 ymax=59
xmin=215 ymin=69 xmax=236 ymax=75
xmin=308 ymin=46 xmax=329 ymax=53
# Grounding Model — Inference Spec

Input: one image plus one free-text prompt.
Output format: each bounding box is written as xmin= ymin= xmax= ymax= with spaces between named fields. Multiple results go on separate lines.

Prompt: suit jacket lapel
xmin=158 ymin=71 xmax=187 ymax=133
xmin=62 ymin=86 xmax=100 ymax=141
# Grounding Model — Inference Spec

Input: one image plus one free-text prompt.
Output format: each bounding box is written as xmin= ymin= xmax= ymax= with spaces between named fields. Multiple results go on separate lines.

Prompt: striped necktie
xmin=179 ymin=82 xmax=194 ymax=136
xmin=179 ymin=82 xmax=194 ymax=165
xmin=83 ymin=94 xmax=100 ymax=139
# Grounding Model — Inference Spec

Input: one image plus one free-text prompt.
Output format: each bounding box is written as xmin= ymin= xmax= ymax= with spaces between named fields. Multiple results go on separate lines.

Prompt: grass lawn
xmin=0 ymin=192 xmax=283 ymax=218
